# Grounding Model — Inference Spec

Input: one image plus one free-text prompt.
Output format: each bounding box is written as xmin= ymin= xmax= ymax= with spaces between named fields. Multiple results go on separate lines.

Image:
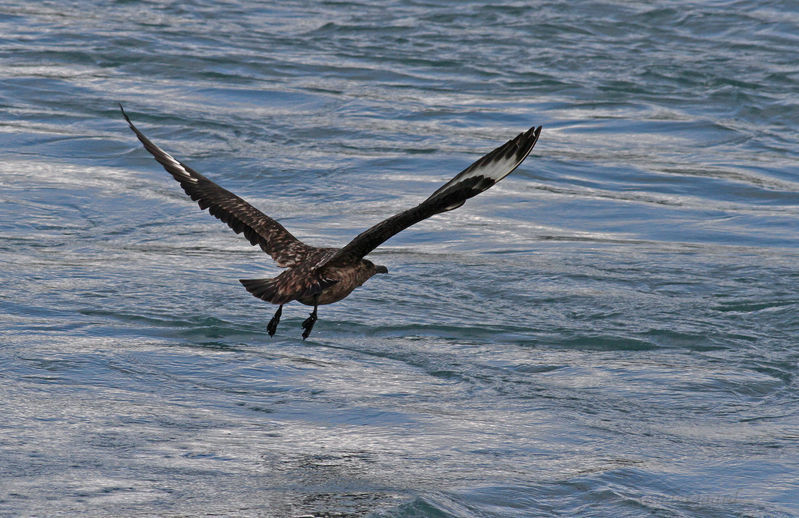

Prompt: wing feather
xmin=321 ymin=125 xmax=541 ymax=268
xmin=121 ymin=105 xmax=313 ymax=267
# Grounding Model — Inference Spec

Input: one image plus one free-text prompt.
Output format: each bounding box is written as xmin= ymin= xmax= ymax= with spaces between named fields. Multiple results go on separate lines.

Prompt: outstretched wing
xmin=121 ymin=105 xmax=313 ymax=267
xmin=320 ymin=125 xmax=541 ymax=269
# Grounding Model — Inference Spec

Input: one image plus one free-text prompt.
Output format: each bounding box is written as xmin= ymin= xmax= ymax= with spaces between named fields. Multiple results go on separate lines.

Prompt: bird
xmin=121 ymin=105 xmax=541 ymax=339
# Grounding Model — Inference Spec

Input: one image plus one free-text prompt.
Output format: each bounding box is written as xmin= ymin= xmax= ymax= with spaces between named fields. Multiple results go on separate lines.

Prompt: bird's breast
xmin=297 ymin=266 xmax=366 ymax=306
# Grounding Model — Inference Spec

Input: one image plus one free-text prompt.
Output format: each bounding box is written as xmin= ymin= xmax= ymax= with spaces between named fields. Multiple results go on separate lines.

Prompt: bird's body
xmin=121 ymin=105 xmax=541 ymax=338
xmin=240 ymin=248 xmax=382 ymax=306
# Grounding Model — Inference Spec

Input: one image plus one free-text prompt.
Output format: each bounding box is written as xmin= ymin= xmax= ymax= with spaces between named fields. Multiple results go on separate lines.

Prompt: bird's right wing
xmin=121 ymin=106 xmax=313 ymax=267
xmin=319 ymin=125 xmax=541 ymax=269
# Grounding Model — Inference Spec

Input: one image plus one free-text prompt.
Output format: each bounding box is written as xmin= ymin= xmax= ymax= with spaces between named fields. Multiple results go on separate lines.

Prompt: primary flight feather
xmin=121 ymin=105 xmax=541 ymax=338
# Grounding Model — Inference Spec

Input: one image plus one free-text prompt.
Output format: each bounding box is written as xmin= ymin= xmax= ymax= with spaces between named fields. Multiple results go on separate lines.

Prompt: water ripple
xmin=1 ymin=0 xmax=798 ymax=516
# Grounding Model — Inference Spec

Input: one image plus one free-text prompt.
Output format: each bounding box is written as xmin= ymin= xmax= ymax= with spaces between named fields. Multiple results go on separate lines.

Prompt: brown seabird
xmin=121 ymin=105 xmax=541 ymax=339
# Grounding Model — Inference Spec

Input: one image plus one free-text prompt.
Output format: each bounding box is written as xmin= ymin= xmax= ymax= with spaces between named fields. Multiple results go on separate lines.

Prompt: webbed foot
xmin=301 ymin=307 xmax=318 ymax=340
xmin=267 ymin=305 xmax=283 ymax=337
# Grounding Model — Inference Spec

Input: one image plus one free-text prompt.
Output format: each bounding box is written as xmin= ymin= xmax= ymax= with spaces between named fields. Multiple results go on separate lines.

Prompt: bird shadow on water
xmin=78 ymin=307 xmax=270 ymax=351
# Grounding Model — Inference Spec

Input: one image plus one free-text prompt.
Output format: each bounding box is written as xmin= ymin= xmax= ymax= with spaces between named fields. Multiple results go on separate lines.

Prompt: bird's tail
xmin=240 ymin=278 xmax=282 ymax=303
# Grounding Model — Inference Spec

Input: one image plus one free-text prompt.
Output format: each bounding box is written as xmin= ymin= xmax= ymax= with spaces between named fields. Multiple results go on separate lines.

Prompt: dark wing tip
xmin=119 ymin=103 xmax=133 ymax=126
xmin=502 ymin=124 xmax=542 ymax=168
xmin=516 ymin=125 xmax=542 ymax=158
xmin=532 ymin=125 xmax=542 ymax=145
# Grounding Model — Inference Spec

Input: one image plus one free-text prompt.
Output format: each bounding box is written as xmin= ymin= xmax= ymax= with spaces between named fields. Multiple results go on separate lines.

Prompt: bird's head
xmin=363 ymin=259 xmax=388 ymax=275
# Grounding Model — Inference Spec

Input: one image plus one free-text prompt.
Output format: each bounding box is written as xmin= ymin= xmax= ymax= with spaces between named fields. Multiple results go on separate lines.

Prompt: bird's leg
xmin=301 ymin=298 xmax=318 ymax=340
xmin=267 ymin=304 xmax=283 ymax=337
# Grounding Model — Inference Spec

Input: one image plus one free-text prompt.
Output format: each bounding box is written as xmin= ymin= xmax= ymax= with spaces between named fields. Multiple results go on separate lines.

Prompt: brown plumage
xmin=121 ymin=105 xmax=541 ymax=338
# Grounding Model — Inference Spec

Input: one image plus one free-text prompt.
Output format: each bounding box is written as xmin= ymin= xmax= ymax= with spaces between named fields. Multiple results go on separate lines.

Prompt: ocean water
xmin=1 ymin=0 xmax=798 ymax=516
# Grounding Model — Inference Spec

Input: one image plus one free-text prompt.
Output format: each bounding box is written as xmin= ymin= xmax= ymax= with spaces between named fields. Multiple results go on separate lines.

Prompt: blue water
xmin=1 ymin=1 xmax=798 ymax=516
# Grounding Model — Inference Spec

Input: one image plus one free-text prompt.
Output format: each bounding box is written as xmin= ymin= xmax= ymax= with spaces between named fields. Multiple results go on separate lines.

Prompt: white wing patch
xmin=159 ymin=148 xmax=199 ymax=184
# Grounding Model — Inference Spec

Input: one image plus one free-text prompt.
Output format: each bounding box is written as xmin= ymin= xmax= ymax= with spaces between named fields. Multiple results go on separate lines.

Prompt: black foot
xmin=301 ymin=310 xmax=317 ymax=340
xmin=267 ymin=305 xmax=283 ymax=337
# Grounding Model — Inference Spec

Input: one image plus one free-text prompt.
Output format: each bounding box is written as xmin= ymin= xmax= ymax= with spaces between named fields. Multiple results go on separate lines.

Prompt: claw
xmin=267 ymin=305 xmax=283 ymax=337
xmin=301 ymin=305 xmax=318 ymax=340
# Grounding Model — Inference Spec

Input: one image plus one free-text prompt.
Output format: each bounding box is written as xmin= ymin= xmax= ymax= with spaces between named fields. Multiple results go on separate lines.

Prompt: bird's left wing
xmin=319 ymin=125 xmax=541 ymax=269
xmin=121 ymin=106 xmax=314 ymax=267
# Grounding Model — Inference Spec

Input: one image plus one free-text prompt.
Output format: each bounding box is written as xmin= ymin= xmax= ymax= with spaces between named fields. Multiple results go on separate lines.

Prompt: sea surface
xmin=1 ymin=1 xmax=798 ymax=516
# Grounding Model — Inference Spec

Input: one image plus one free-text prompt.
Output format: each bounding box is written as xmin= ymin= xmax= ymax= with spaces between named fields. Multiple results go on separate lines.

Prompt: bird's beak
xmin=376 ymin=265 xmax=388 ymax=274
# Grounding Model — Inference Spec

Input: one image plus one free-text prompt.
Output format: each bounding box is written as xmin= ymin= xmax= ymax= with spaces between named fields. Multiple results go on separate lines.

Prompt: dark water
xmin=1 ymin=1 xmax=798 ymax=516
